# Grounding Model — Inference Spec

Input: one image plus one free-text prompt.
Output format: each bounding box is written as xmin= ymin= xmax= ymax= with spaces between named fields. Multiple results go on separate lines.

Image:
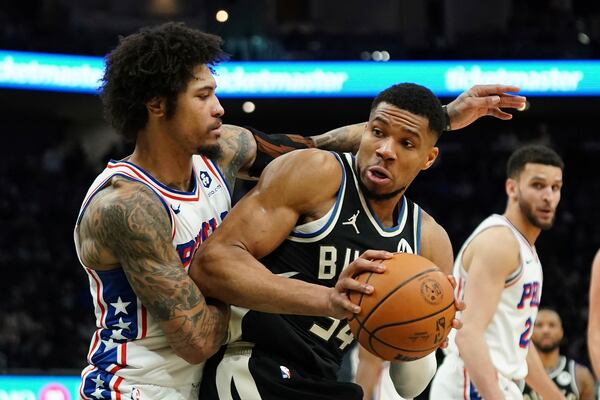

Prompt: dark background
xmin=0 ymin=0 xmax=599 ymax=393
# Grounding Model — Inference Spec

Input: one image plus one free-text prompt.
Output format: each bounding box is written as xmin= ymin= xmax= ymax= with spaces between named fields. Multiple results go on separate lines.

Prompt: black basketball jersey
xmin=232 ymin=152 xmax=423 ymax=380
xmin=523 ymin=356 xmax=581 ymax=400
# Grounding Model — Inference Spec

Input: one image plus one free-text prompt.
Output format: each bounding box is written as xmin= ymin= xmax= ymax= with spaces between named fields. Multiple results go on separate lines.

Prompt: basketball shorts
xmin=81 ymin=379 xmax=200 ymax=400
xmin=429 ymin=354 xmax=523 ymax=400
xmin=199 ymin=342 xmax=363 ymax=400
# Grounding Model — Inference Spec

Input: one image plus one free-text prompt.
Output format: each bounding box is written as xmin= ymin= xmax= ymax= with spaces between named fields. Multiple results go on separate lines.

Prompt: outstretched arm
xmin=77 ymin=179 xmax=229 ymax=364
xmin=215 ymin=85 xmax=526 ymax=187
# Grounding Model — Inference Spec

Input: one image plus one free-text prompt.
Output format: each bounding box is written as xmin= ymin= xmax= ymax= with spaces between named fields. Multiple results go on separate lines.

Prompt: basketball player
xmin=191 ymin=83 xmax=510 ymax=399
xmin=523 ymin=308 xmax=595 ymax=400
xmin=588 ymin=249 xmax=600 ymax=379
xmin=430 ymin=144 xmax=566 ymax=400
xmin=74 ymin=22 xmax=525 ymax=400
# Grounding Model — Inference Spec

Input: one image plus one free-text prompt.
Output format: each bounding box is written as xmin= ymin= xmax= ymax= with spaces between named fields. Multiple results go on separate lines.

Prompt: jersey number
xmin=519 ymin=317 xmax=532 ymax=348
xmin=309 ymin=317 xmax=354 ymax=350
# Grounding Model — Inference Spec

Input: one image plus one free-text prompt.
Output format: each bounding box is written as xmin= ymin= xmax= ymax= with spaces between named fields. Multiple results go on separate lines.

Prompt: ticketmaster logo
xmin=216 ymin=66 xmax=349 ymax=94
xmin=445 ymin=65 xmax=584 ymax=92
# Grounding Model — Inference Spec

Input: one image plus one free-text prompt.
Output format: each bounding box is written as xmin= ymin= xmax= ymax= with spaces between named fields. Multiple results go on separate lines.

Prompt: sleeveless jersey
xmin=523 ymin=356 xmax=582 ymax=400
xmin=75 ymin=156 xmax=231 ymax=399
xmin=446 ymin=214 xmax=543 ymax=380
xmin=224 ymin=152 xmax=423 ymax=380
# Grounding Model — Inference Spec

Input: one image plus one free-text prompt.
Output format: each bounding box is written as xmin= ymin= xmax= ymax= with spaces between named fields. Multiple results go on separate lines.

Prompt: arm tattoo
xmin=218 ymin=127 xmax=254 ymax=190
xmin=310 ymin=123 xmax=363 ymax=153
xmin=82 ymin=180 xmax=227 ymax=353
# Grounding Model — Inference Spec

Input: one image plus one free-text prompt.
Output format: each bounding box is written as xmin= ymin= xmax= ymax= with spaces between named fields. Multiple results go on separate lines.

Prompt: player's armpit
xmin=574 ymin=363 xmax=596 ymax=400
xmin=84 ymin=179 xmax=228 ymax=364
xmin=419 ymin=211 xmax=453 ymax=275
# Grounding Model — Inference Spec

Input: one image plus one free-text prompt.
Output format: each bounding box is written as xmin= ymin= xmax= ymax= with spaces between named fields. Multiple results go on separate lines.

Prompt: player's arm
xmin=355 ymin=346 xmax=385 ymax=400
xmin=575 ymin=363 xmax=597 ymax=400
xmin=454 ymin=227 xmax=521 ymax=400
xmin=588 ymin=249 xmax=600 ymax=379
xmin=78 ymin=179 xmax=229 ymax=364
xmin=191 ymin=149 xmax=390 ymax=318
xmin=524 ymin=345 xmax=566 ymax=399
xmin=214 ymin=85 xmax=526 ymax=187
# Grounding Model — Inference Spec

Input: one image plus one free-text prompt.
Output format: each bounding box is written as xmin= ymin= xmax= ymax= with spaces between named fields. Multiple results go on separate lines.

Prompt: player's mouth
xmin=366 ymin=166 xmax=392 ymax=185
xmin=210 ymin=121 xmax=223 ymax=137
xmin=537 ymin=208 xmax=554 ymax=219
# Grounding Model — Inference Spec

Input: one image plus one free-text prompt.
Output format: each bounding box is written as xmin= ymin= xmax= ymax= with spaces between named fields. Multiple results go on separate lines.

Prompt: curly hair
xmin=370 ymin=83 xmax=445 ymax=139
xmin=100 ymin=22 xmax=228 ymax=141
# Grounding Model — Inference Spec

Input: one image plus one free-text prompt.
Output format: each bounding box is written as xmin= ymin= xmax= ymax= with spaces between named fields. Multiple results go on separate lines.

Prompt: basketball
xmin=348 ymin=252 xmax=456 ymax=361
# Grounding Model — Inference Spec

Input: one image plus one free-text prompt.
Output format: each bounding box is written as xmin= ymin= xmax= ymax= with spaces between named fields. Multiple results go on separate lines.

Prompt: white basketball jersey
xmin=74 ymin=156 xmax=231 ymax=399
xmin=447 ymin=214 xmax=543 ymax=380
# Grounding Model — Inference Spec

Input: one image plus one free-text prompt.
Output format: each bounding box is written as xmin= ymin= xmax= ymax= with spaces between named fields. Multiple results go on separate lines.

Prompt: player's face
xmin=513 ymin=163 xmax=563 ymax=230
xmin=532 ymin=310 xmax=563 ymax=352
xmin=167 ymin=64 xmax=225 ymax=157
xmin=356 ymin=102 xmax=439 ymax=200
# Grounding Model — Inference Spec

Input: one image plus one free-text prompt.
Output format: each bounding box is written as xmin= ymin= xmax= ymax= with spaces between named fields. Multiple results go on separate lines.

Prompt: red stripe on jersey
xmin=108 ymin=163 xmax=200 ymax=202
xmin=87 ymin=330 xmax=101 ymax=364
xmin=113 ymin=376 xmax=124 ymax=400
xmin=201 ymin=155 xmax=223 ymax=185
xmin=86 ymin=268 xmax=107 ymax=327
xmin=457 ymin=277 xmax=464 ymax=300
xmin=140 ymin=304 xmax=147 ymax=338
xmin=80 ymin=175 xmax=114 ymax=214
xmin=80 ymin=366 xmax=96 ymax=400
xmin=120 ymin=342 xmax=127 ymax=367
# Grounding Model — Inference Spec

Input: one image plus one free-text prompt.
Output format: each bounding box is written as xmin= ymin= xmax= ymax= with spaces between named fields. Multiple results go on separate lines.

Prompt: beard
xmin=519 ymin=197 xmax=555 ymax=230
xmin=197 ymin=143 xmax=222 ymax=160
xmin=357 ymin=169 xmax=405 ymax=200
xmin=535 ymin=339 xmax=561 ymax=353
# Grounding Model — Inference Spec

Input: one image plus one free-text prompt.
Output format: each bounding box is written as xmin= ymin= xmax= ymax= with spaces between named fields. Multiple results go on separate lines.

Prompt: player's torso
xmin=231 ymin=152 xmax=423 ymax=378
xmin=75 ymin=156 xmax=231 ymax=393
xmin=451 ymin=214 xmax=543 ymax=380
xmin=523 ymin=356 xmax=581 ymax=400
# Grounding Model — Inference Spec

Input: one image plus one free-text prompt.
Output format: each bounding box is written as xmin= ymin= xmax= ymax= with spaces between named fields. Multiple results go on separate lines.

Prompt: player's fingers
xmin=337 ymin=277 xmax=374 ymax=295
xmin=454 ymin=299 xmax=466 ymax=311
xmin=451 ymin=318 xmax=463 ymax=330
xmin=336 ymin=294 xmax=361 ymax=315
xmin=345 ymin=258 xmax=386 ymax=276
xmin=469 ymin=84 xmax=521 ymax=96
xmin=359 ymin=249 xmax=394 ymax=261
xmin=488 ymin=108 xmax=514 ymax=120
xmin=439 ymin=338 xmax=449 ymax=349
xmin=498 ymin=94 xmax=527 ymax=108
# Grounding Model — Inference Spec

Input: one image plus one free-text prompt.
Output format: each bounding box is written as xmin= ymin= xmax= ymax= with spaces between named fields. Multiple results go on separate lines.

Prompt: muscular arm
xmin=191 ymin=149 xmax=382 ymax=317
xmin=454 ymin=227 xmax=521 ymax=400
xmin=588 ymin=249 xmax=600 ymax=379
xmin=77 ymin=179 xmax=228 ymax=364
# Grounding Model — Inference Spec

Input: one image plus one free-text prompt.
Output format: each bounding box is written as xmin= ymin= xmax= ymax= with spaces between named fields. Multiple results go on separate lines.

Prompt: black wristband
xmin=442 ymin=105 xmax=451 ymax=132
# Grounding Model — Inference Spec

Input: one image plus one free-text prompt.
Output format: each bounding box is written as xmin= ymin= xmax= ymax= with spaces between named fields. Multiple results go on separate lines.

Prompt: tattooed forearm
xmin=310 ymin=123 xmax=364 ymax=153
xmin=218 ymin=126 xmax=254 ymax=189
xmin=79 ymin=178 xmax=228 ymax=359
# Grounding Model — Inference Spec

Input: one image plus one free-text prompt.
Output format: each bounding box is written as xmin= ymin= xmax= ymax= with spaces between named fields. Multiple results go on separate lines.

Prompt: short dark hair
xmin=101 ymin=22 xmax=228 ymax=141
xmin=506 ymin=144 xmax=565 ymax=178
xmin=370 ymin=83 xmax=445 ymax=138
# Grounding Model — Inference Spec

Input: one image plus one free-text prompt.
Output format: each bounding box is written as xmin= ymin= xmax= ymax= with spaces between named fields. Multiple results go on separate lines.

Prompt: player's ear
xmin=505 ymin=178 xmax=518 ymax=199
xmin=421 ymin=146 xmax=439 ymax=170
xmin=146 ymin=96 xmax=166 ymax=117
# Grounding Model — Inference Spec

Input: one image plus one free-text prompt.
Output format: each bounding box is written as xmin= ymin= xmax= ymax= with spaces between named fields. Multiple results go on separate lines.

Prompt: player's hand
xmin=439 ymin=275 xmax=466 ymax=349
xmin=446 ymin=84 xmax=527 ymax=131
xmin=327 ymin=250 xmax=394 ymax=320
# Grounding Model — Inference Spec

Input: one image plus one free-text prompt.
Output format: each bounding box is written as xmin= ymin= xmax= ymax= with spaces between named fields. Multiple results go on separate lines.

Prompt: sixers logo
xmin=200 ymin=171 xmax=212 ymax=188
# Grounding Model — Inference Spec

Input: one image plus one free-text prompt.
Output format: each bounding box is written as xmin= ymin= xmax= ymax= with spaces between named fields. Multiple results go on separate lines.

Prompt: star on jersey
xmin=91 ymin=376 xmax=105 ymax=388
xmin=102 ymin=338 xmax=118 ymax=351
xmin=114 ymin=317 xmax=131 ymax=331
xmin=110 ymin=297 xmax=131 ymax=316
xmin=91 ymin=386 xmax=105 ymax=399
xmin=342 ymin=210 xmax=360 ymax=234
xmin=111 ymin=329 xmax=127 ymax=341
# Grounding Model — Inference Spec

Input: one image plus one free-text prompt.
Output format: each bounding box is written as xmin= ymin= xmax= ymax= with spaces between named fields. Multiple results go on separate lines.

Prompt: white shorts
xmin=80 ymin=379 xmax=199 ymax=400
xmin=429 ymin=354 xmax=523 ymax=400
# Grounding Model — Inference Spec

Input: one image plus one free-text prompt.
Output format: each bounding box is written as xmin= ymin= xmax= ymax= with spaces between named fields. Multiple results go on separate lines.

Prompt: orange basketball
xmin=348 ymin=252 xmax=456 ymax=361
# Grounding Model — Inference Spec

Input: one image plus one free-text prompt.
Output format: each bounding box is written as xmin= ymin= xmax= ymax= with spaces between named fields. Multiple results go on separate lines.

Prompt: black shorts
xmin=199 ymin=343 xmax=363 ymax=400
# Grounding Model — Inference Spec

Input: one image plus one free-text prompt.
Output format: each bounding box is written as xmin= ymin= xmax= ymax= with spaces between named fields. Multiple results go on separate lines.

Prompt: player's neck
xmin=367 ymin=195 xmax=404 ymax=228
xmin=129 ymin=131 xmax=194 ymax=192
xmin=537 ymin=348 xmax=561 ymax=372
xmin=503 ymin=208 xmax=541 ymax=246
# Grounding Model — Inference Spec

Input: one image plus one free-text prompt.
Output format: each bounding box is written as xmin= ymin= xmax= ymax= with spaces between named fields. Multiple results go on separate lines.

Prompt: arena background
xmin=1 ymin=0 xmax=600 ymax=399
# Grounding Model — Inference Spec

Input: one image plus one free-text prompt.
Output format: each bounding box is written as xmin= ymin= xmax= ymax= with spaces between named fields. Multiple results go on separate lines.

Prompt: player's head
xmin=505 ymin=144 xmax=564 ymax=230
xmin=356 ymin=83 xmax=443 ymax=200
xmin=532 ymin=308 xmax=563 ymax=353
xmin=101 ymin=22 xmax=227 ymax=157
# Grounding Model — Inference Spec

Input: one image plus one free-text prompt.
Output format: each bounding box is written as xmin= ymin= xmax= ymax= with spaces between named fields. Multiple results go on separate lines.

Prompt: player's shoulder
xmin=264 ymin=148 xmax=342 ymax=180
xmin=469 ymin=224 xmax=519 ymax=253
xmin=574 ymin=360 xmax=595 ymax=384
xmin=463 ymin=225 xmax=520 ymax=274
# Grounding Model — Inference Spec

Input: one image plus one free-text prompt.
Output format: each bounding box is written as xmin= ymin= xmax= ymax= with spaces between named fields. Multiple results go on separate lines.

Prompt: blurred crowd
xmin=0 ymin=114 xmax=598 ymax=372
